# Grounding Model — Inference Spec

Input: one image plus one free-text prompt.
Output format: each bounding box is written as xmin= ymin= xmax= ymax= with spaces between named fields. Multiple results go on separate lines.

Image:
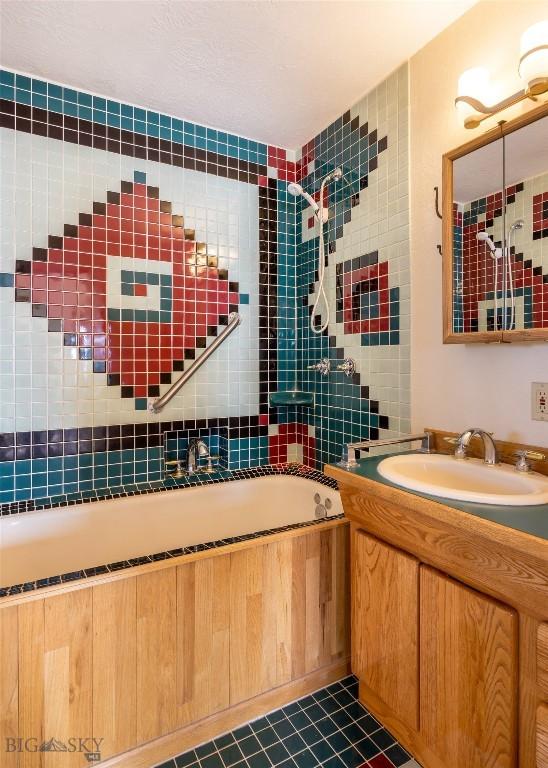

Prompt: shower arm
xmin=149 ymin=312 xmax=241 ymax=413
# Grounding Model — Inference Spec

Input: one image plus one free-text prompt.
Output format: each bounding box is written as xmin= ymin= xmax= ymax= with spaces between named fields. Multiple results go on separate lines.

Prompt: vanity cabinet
xmin=351 ymin=530 xmax=419 ymax=730
xmin=351 ymin=525 xmax=519 ymax=768
xmin=420 ymin=566 xmax=517 ymax=768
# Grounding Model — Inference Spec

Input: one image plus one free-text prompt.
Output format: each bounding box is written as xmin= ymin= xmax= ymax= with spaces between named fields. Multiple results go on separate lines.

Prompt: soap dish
xmin=269 ymin=391 xmax=314 ymax=407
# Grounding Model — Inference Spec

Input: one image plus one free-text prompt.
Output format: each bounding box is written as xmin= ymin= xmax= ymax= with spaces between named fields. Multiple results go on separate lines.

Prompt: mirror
xmin=503 ymin=115 xmax=548 ymax=336
xmin=443 ymin=103 xmax=548 ymax=343
xmin=452 ymin=138 xmax=504 ymax=335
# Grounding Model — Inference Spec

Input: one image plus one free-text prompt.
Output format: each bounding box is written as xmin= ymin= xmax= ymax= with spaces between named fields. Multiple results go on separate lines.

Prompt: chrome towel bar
xmin=149 ymin=312 xmax=241 ymax=413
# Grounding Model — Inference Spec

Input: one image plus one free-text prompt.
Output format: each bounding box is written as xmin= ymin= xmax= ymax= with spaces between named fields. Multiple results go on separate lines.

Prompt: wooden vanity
xmin=326 ymin=432 xmax=548 ymax=768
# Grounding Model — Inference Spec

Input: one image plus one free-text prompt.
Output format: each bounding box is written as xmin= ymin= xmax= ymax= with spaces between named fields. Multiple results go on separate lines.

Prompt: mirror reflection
xmin=452 ymin=115 xmax=548 ymax=335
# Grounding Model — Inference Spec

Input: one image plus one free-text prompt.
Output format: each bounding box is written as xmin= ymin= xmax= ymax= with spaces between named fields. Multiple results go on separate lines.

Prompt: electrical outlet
xmin=532 ymin=382 xmax=548 ymax=421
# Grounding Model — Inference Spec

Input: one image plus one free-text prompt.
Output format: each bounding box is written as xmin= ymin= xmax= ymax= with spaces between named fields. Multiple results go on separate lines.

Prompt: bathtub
xmin=0 ymin=472 xmax=349 ymax=768
xmin=0 ymin=474 xmax=342 ymax=589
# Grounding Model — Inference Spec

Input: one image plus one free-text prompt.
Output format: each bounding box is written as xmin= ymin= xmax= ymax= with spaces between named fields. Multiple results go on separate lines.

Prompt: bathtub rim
xmin=0 ymin=514 xmax=349 ymax=608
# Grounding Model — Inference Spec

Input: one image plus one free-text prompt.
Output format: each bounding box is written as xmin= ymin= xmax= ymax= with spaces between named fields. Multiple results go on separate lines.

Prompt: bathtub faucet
xmin=186 ymin=438 xmax=210 ymax=474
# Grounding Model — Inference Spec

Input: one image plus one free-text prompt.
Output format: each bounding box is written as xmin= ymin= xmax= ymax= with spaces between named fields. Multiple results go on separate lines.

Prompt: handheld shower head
xmin=476 ymin=231 xmax=497 ymax=254
xmin=287 ymin=182 xmax=320 ymax=216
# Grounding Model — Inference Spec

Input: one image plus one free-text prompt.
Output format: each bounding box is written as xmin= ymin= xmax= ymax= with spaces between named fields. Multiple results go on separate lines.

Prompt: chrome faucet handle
xmin=307 ymin=358 xmax=331 ymax=376
xmin=513 ymin=450 xmax=546 ymax=473
xmin=335 ymin=358 xmax=356 ymax=377
xmin=443 ymin=435 xmax=467 ymax=457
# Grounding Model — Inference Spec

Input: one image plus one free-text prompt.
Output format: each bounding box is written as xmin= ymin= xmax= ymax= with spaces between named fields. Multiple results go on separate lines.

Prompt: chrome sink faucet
xmin=186 ymin=438 xmax=209 ymax=474
xmin=455 ymin=428 xmax=499 ymax=465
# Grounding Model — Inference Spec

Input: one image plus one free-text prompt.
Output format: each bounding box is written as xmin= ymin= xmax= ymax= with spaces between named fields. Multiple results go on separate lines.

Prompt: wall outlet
xmin=532 ymin=382 xmax=548 ymax=422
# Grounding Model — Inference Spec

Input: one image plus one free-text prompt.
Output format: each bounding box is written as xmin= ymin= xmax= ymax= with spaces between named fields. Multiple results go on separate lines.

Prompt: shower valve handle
xmin=307 ymin=358 xmax=331 ymax=376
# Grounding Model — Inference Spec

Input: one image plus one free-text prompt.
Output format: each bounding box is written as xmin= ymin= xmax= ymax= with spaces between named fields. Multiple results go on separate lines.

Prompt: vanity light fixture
xmin=455 ymin=20 xmax=548 ymax=129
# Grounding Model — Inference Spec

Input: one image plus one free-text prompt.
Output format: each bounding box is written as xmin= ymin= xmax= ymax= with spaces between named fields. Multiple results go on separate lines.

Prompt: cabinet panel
xmin=538 ymin=704 xmax=548 ymax=767
xmin=538 ymin=623 xmax=548 ymax=699
xmin=420 ymin=566 xmax=518 ymax=768
xmin=351 ymin=528 xmax=419 ymax=730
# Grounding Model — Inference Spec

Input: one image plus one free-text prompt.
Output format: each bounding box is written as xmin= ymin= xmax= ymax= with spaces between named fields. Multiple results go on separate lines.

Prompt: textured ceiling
xmin=1 ymin=0 xmax=477 ymax=148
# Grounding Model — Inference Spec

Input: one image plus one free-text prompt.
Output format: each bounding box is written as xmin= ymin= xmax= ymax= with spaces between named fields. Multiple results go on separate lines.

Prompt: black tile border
xmin=0 ymin=464 xmax=340 ymax=598
xmin=0 ymin=99 xmax=267 ymax=185
xmin=0 ymin=416 xmax=268 ymax=463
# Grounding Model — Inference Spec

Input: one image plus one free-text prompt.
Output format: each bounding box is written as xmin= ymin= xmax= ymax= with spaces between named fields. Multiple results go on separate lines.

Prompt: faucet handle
xmin=165 ymin=459 xmax=186 ymax=478
xmin=513 ymin=449 xmax=546 ymax=473
xmin=307 ymin=358 xmax=331 ymax=376
xmin=335 ymin=358 xmax=356 ymax=377
xmin=204 ymin=455 xmax=220 ymax=473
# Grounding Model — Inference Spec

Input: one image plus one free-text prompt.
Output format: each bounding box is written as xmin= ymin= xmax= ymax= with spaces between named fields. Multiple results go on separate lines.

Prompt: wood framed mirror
xmin=442 ymin=101 xmax=548 ymax=343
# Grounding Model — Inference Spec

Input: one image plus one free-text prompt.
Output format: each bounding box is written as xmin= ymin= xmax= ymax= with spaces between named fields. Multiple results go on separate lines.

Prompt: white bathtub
xmin=0 ymin=475 xmax=342 ymax=587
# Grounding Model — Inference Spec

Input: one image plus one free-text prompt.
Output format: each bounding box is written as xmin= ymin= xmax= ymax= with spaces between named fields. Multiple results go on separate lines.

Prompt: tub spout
xmin=186 ymin=439 xmax=209 ymax=474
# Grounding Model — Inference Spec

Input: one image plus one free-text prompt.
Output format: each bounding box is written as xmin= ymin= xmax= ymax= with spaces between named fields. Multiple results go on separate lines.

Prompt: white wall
xmin=409 ymin=0 xmax=548 ymax=444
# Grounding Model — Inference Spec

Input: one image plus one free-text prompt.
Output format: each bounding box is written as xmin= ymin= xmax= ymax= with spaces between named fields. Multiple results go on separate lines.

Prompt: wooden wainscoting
xmin=0 ymin=521 xmax=349 ymax=767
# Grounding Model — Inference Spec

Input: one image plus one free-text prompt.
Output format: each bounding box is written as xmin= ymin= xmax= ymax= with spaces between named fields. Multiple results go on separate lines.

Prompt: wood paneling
xmin=44 ymin=591 xmax=92 ymax=768
xmin=420 ymin=566 xmax=518 ymax=768
xmin=351 ymin=528 xmax=419 ymax=730
xmin=0 ymin=606 xmax=19 ymax=767
xmin=538 ymin=704 xmax=548 ymax=767
xmin=136 ymin=568 xmax=177 ymax=742
xmin=0 ymin=521 xmax=349 ymax=766
xmin=176 ymin=556 xmax=230 ymax=725
xmin=18 ymin=601 xmax=45 ymax=768
xmin=230 ymin=528 xmax=349 ymax=705
xmin=93 ymin=578 xmax=137 ymax=759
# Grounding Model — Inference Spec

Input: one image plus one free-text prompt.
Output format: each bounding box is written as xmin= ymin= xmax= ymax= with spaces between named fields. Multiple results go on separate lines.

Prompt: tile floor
xmin=154 ymin=676 xmax=421 ymax=768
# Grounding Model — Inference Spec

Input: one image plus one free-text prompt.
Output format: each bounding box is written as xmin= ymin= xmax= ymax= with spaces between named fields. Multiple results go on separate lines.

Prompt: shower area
xmin=274 ymin=64 xmax=411 ymax=469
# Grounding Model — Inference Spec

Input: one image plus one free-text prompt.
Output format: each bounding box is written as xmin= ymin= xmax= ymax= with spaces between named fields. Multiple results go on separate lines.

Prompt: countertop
xmin=326 ymin=450 xmax=548 ymax=542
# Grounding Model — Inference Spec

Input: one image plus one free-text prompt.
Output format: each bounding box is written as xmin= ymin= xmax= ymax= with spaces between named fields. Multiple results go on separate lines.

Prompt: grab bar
xmin=149 ymin=312 xmax=241 ymax=413
xmin=338 ymin=431 xmax=433 ymax=469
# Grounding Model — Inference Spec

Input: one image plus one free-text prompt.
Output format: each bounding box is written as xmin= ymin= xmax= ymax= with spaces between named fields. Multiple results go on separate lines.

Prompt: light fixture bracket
xmin=454 ymin=87 xmax=542 ymax=129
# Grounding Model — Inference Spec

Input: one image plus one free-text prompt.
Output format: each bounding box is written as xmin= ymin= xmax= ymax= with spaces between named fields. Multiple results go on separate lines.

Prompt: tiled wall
xmin=0 ymin=69 xmax=301 ymax=502
xmin=453 ymin=171 xmax=548 ymax=333
xmin=0 ymin=65 xmax=410 ymax=503
xmin=286 ymin=65 xmax=411 ymax=468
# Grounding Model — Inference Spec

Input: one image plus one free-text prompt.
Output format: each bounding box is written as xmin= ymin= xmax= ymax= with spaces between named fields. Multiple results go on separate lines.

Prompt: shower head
xmin=287 ymin=182 xmax=320 ymax=216
xmin=509 ymin=218 xmax=524 ymax=231
xmin=476 ymin=231 xmax=503 ymax=259
xmin=476 ymin=231 xmax=497 ymax=253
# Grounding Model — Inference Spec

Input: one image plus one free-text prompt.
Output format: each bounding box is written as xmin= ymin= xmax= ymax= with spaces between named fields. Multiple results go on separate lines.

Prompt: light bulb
xmin=519 ymin=20 xmax=548 ymax=95
xmin=456 ymin=67 xmax=492 ymax=127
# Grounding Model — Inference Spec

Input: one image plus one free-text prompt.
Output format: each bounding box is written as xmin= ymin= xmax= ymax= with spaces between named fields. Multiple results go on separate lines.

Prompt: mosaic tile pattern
xmin=154 ymin=676 xmax=420 ymax=768
xmin=453 ymin=173 xmax=548 ymax=333
xmin=0 ymin=64 xmax=412 ymax=501
xmin=0 ymin=67 xmax=295 ymax=501
xmin=294 ymin=65 xmax=411 ymax=468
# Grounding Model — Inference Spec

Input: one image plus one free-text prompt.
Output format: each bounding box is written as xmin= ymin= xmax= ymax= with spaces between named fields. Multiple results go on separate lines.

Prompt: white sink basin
xmin=377 ymin=453 xmax=548 ymax=506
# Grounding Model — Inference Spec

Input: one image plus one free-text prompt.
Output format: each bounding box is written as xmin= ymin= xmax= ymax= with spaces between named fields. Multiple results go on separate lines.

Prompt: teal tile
xmin=0 ymin=70 xmax=15 ymax=86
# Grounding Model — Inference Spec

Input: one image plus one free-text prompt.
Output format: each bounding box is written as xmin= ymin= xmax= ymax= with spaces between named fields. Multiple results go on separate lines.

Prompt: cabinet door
xmin=351 ymin=528 xmax=419 ymax=730
xmin=420 ymin=566 xmax=518 ymax=768
xmin=538 ymin=704 xmax=548 ymax=768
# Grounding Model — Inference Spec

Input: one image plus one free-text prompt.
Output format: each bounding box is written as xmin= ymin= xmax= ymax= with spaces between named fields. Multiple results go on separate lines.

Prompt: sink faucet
xmin=186 ymin=438 xmax=209 ymax=474
xmin=455 ymin=428 xmax=499 ymax=465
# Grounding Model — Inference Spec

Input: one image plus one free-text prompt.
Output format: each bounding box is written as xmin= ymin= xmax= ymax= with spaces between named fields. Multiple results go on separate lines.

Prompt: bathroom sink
xmin=377 ymin=453 xmax=548 ymax=506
